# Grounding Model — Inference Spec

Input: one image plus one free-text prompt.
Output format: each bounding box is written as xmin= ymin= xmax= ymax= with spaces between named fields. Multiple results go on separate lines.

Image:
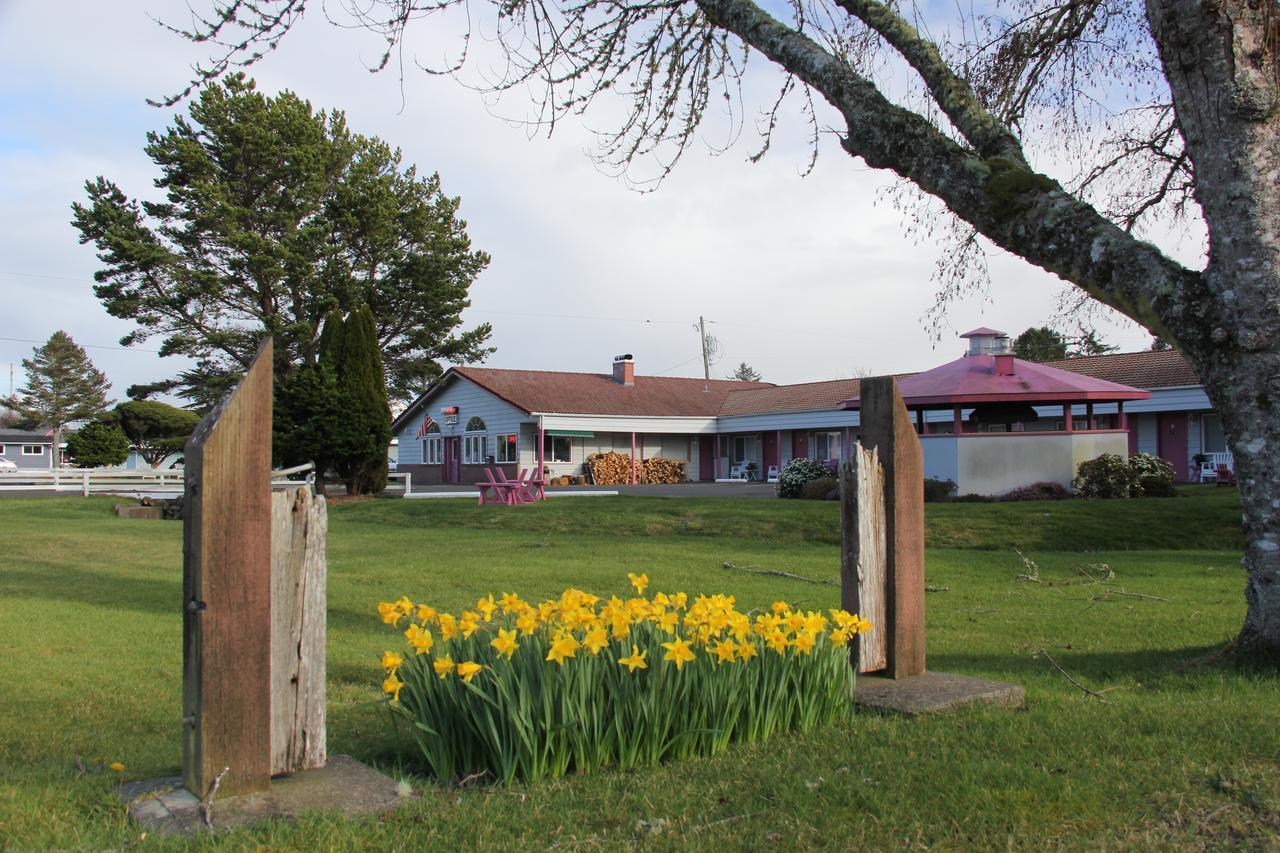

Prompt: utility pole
xmin=698 ymin=316 xmax=711 ymax=381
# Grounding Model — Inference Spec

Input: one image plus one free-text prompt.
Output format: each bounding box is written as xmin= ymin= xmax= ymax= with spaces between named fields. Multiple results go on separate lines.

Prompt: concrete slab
xmin=856 ymin=671 xmax=1024 ymax=716
xmin=120 ymin=755 xmax=409 ymax=835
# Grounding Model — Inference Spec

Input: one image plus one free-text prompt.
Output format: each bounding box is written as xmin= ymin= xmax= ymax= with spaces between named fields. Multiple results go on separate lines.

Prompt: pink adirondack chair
xmin=476 ymin=468 xmax=516 ymax=505
xmin=492 ymin=467 xmax=529 ymax=504
xmin=522 ymin=467 xmax=547 ymax=502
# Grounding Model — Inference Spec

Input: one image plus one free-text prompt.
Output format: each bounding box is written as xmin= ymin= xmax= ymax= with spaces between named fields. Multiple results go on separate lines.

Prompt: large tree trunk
xmin=1147 ymin=0 xmax=1280 ymax=657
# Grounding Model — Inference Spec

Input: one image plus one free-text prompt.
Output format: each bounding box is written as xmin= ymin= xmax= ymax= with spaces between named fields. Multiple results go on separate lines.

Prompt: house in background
xmin=390 ymin=329 xmax=1227 ymax=492
xmin=0 ymin=430 xmax=55 ymax=469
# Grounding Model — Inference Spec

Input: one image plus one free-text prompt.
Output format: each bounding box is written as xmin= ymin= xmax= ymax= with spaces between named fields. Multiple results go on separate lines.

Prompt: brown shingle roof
xmin=452 ymin=367 xmax=771 ymax=417
xmin=719 ymin=374 xmax=916 ymax=416
xmin=1041 ymin=349 xmax=1200 ymax=389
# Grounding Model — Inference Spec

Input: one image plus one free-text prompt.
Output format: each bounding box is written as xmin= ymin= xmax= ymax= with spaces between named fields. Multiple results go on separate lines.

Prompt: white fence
xmin=0 ymin=463 xmax=315 ymax=496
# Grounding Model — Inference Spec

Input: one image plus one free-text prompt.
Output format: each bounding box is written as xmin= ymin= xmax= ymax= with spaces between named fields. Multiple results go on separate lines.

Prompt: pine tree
xmin=65 ymin=422 xmax=130 ymax=467
xmin=4 ymin=331 xmax=112 ymax=464
xmin=728 ymin=362 xmax=763 ymax=382
xmin=335 ymin=305 xmax=392 ymax=494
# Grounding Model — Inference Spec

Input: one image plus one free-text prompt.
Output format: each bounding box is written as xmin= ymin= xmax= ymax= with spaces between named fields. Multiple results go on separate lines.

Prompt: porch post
xmin=777 ymin=430 xmax=783 ymax=470
xmin=1087 ymin=402 xmax=1095 ymax=430
xmin=915 ymin=408 xmax=923 ymax=434
xmin=953 ymin=405 xmax=962 ymax=434
xmin=1118 ymin=401 xmax=1126 ymax=431
xmin=1063 ymin=403 xmax=1073 ymax=433
xmin=537 ymin=421 xmax=545 ymax=477
xmin=715 ymin=434 xmax=721 ymax=480
xmin=630 ymin=431 xmax=637 ymax=484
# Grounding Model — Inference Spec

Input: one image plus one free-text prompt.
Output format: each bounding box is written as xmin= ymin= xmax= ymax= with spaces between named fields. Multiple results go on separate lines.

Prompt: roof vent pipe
xmin=994 ymin=354 xmax=1016 ymax=376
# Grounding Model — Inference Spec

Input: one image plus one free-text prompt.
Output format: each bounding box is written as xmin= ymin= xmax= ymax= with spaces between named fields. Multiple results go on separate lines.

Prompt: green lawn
xmin=1 ymin=489 xmax=1276 ymax=848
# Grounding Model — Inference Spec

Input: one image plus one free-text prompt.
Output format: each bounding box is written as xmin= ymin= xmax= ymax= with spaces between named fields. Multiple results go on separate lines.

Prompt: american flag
xmin=415 ymin=413 xmax=435 ymax=439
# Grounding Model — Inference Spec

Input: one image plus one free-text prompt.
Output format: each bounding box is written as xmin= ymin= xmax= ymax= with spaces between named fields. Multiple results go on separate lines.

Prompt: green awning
xmin=545 ymin=430 xmax=595 ymax=437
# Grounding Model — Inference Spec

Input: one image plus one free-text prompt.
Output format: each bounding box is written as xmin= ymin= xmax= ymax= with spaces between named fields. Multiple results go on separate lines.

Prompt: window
xmin=1202 ymin=413 xmax=1227 ymax=453
xmin=423 ymin=436 xmax=443 ymax=465
xmin=812 ymin=431 xmax=843 ymax=462
xmin=463 ymin=434 xmax=486 ymax=465
xmin=22 ymin=445 xmax=43 ymax=456
xmin=465 ymin=416 xmax=486 ymax=432
xmin=543 ymin=434 xmax=571 ymax=463
xmin=496 ymin=434 xmax=518 ymax=463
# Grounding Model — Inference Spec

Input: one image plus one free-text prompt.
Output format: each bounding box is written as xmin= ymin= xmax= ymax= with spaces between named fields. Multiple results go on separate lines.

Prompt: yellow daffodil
xmin=433 ymin=656 xmax=454 ymax=679
xmin=456 ymin=661 xmax=484 ymax=683
xmin=766 ymin=629 xmax=789 ymax=654
xmin=661 ymin=636 xmax=696 ymax=670
xmin=438 ymin=613 xmax=459 ymax=641
xmin=671 ymin=592 xmax=688 ymax=609
xmin=737 ymin=641 xmax=759 ymax=661
xmin=771 ymin=600 xmax=790 ymax=614
xmin=416 ymin=603 xmax=438 ymax=624
xmin=713 ymin=640 xmax=737 ymax=664
xmin=627 ymin=572 xmax=649 ymax=594
xmin=618 ymin=646 xmax=648 ymax=672
xmin=499 ymin=592 xmax=524 ymax=614
xmin=476 ymin=595 xmax=497 ymax=622
xmin=382 ymin=672 xmax=404 ymax=700
xmin=378 ymin=601 xmax=401 ymax=625
xmin=380 ymin=650 xmax=404 ymax=671
xmin=583 ymin=626 xmax=609 ymax=655
xmin=109 ymin=762 xmax=125 ymax=774
xmin=652 ymin=592 xmax=671 ymax=607
xmin=459 ymin=611 xmax=481 ymax=638
xmin=393 ymin=596 xmax=415 ymax=617
xmin=546 ymin=632 xmax=580 ymax=665
xmin=656 ymin=610 xmax=680 ymax=634
xmin=404 ymin=623 xmax=434 ymax=655
xmin=490 ymin=628 xmax=519 ymax=659
xmin=792 ymin=631 xmax=816 ymax=655
xmin=516 ymin=610 xmax=540 ymax=636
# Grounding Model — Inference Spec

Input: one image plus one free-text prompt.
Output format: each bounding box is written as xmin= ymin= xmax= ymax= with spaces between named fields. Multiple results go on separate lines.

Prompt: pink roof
xmin=840 ymin=354 xmax=1151 ymax=409
xmin=959 ymin=327 xmax=1005 ymax=338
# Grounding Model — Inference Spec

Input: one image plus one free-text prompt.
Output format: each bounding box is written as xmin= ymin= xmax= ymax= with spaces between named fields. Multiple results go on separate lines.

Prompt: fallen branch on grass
xmin=1034 ymin=650 xmax=1117 ymax=703
xmin=201 ymin=766 xmax=229 ymax=829
xmin=721 ymin=562 xmax=836 ymax=586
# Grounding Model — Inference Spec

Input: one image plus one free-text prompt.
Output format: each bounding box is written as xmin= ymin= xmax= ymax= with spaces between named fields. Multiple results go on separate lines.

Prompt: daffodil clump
xmin=377 ymin=573 xmax=872 ymax=785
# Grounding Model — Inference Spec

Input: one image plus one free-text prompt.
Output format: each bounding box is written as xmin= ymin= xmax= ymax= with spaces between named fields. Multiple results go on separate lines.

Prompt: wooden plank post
xmin=270 ymin=486 xmax=328 ymax=775
xmin=839 ymin=445 xmax=887 ymax=672
xmin=858 ymin=376 xmax=927 ymax=679
xmin=182 ymin=339 xmax=274 ymax=798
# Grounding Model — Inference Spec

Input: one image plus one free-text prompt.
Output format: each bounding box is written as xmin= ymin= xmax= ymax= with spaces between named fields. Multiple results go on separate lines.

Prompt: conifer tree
xmin=4 ymin=331 xmax=112 ymax=464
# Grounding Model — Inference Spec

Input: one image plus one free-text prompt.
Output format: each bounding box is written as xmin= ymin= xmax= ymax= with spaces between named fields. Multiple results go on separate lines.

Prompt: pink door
xmin=698 ymin=436 xmax=715 ymax=481
xmin=762 ymin=431 xmax=779 ymax=473
xmin=1157 ymin=413 xmax=1189 ymax=481
xmin=444 ymin=437 xmax=461 ymax=483
xmin=792 ymin=431 xmax=809 ymax=461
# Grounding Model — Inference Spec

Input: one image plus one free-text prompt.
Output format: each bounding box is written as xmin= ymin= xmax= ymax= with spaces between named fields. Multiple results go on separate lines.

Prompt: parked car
xmin=0 ymin=458 xmax=16 ymax=470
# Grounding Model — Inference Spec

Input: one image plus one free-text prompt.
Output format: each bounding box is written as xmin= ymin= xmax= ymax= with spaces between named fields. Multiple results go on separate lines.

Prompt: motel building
xmin=391 ymin=328 xmax=1230 ymax=494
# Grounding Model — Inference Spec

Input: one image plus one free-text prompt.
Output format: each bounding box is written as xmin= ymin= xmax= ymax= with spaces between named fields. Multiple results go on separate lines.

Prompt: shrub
xmin=377 ymin=576 xmax=871 ymax=784
xmin=1074 ymin=452 xmax=1178 ymax=498
xmin=801 ymin=477 xmax=838 ymax=500
xmin=776 ymin=458 xmax=833 ymax=498
xmin=1073 ymin=453 xmax=1133 ymax=498
xmin=1129 ymin=452 xmax=1176 ymax=497
xmin=1000 ymin=481 xmax=1069 ymax=501
xmin=65 ymin=421 xmax=129 ymax=467
xmin=923 ymin=477 xmax=957 ymax=502
xmin=952 ymin=493 xmax=997 ymax=503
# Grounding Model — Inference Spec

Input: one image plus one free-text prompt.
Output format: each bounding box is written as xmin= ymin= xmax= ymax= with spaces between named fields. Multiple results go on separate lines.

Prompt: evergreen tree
xmin=333 ymin=305 xmax=392 ymax=495
xmin=1151 ymin=337 xmax=1173 ymax=352
xmin=3 ymin=331 xmax=112 ymax=463
xmin=728 ymin=362 xmax=763 ymax=382
xmin=107 ymin=400 xmax=201 ymax=465
xmin=65 ymin=422 xmax=130 ymax=467
xmin=73 ymin=75 xmax=492 ymax=406
xmin=1070 ymin=330 xmax=1120 ymax=358
xmin=1011 ymin=327 xmax=1068 ymax=362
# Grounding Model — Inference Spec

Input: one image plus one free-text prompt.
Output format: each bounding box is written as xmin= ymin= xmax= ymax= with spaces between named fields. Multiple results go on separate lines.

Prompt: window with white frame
xmin=1202 ymin=413 xmax=1227 ymax=453
xmin=496 ymin=433 xmax=518 ymax=463
xmin=422 ymin=423 xmax=442 ymax=465
xmin=463 ymin=434 xmax=487 ymax=465
xmin=543 ymin=434 xmax=572 ymax=463
xmin=812 ymin=431 xmax=843 ymax=462
xmin=22 ymin=445 xmax=44 ymax=456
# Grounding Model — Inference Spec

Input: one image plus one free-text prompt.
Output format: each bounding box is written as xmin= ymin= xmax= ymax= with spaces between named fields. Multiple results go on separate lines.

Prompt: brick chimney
xmin=612 ymin=354 xmax=635 ymax=386
xmin=994 ymin=353 xmax=1015 ymax=376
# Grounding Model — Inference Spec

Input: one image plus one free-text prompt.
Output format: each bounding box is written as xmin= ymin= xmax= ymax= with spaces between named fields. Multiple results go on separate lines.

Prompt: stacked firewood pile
xmin=586 ymin=452 xmax=688 ymax=485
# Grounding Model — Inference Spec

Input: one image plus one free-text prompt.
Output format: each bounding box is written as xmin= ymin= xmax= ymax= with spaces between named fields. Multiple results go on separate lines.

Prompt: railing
xmin=386 ymin=470 xmax=413 ymax=497
xmin=0 ymin=461 xmax=316 ymax=495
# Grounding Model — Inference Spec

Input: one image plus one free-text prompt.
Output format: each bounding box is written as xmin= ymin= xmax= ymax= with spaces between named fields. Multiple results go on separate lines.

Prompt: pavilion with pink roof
xmin=841 ymin=328 xmax=1151 ymax=496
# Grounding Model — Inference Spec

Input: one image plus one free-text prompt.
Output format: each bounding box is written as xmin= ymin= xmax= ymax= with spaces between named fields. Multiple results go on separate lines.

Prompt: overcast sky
xmin=0 ymin=1 xmax=1206 ymax=403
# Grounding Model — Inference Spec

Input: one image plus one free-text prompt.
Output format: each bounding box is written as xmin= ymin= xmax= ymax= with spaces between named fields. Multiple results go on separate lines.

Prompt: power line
xmin=0 ymin=336 xmax=162 ymax=354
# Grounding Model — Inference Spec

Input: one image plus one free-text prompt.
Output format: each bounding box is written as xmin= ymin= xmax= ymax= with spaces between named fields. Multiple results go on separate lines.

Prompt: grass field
xmin=1 ymin=488 xmax=1276 ymax=848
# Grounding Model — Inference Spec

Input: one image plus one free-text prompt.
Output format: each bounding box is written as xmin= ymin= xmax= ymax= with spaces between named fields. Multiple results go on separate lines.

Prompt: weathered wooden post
xmin=858 ymin=376 xmax=926 ymax=679
xmin=842 ymin=376 xmax=1023 ymax=713
xmin=183 ymin=340 xmax=274 ymax=798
